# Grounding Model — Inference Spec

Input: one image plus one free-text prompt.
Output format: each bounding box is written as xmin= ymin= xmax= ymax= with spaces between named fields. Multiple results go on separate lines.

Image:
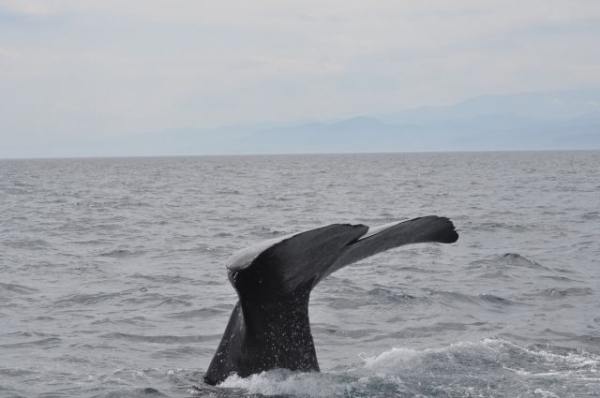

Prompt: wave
xmin=470 ymin=221 xmax=532 ymax=233
xmin=467 ymin=253 xmax=551 ymax=282
xmin=220 ymin=371 xmax=352 ymax=398
xmin=530 ymin=287 xmax=594 ymax=298
xmin=426 ymin=289 xmax=516 ymax=309
xmin=74 ymin=200 xmax=150 ymax=209
xmin=539 ymin=275 xmax=579 ymax=282
xmin=0 ymin=282 xmax=39 ymax=295
xmin=500 ymin=252 xmax=546 ymax=268
xmin=100 ymin=332 xmax=219 ymax=344
xmin=120 ymin=293 xmax=193 ymax=308
xmin=0 ymin=367 xmax=39 ymax=377
xmin=129 ymin=273 xmax=198 ymax=285
xmin=470 ymin=252 xmax=547 ymax=269
xmin=2 ymin=238 xmax=48 ymax=250
xmin=165 ymin=307 xmax=229 ymax=319
xmin=54 ymin=292 xmax=124 ymax=307
xmin=151 ymin=346 xmax=210 ymax=359
xmin=99 ymin=249 xmax=146 ymax=258
xmin=217 ymin=338 xmax=600 ymax=397
xmin=90 ymin=316 xmax=149 ymax=326
xmin=0 ymin=337 xmax=61 ymax=349
xmin=366 ymin=287 xmax=417 ymax=303
xmin=581 ymin=211 xmax=600 ymax=220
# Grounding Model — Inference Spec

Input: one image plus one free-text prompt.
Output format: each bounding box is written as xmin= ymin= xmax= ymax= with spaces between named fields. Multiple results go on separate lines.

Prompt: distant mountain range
xmin=8 ymin=89 xmax=600 ymax=158
xmin=232 ymin=90 xmax=600 ymax=154
xmin=146 ymin=89 xmax=600 ymax=155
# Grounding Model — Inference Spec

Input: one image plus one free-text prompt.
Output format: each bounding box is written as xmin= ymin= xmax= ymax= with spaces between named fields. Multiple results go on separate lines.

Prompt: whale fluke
xmin=204 ymin=216 xmax=458 ymax=385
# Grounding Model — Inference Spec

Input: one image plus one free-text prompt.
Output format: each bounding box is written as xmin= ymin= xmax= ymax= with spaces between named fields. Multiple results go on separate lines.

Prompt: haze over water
xmin=1 ymin=151 xmax=599 ymax=397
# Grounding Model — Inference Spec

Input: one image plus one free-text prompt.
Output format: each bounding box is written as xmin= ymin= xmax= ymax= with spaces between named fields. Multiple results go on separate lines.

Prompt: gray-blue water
xmin=1 ymin=151 xmax=599 ymax=398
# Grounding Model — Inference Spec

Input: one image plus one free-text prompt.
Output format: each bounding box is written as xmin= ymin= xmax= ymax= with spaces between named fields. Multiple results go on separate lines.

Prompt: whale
xmin=203 ymin=216 xmax=459 ymax=385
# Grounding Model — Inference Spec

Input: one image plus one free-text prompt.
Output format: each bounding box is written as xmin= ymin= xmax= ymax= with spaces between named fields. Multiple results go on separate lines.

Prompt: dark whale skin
xmin=204 ymin=216 xmax=459 ymax=385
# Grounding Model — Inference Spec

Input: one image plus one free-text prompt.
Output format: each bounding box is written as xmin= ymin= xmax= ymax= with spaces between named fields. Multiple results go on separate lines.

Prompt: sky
xmin=1 ymin=1 xmax=600 ymax=157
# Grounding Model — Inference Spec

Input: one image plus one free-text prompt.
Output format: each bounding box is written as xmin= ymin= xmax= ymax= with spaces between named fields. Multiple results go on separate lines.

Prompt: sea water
xmin=1 ymin=151 xmax=599 ymax=397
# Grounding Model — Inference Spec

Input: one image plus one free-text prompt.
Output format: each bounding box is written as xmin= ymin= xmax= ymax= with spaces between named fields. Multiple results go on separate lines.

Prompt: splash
xmin=217 ymin=339 xmax=600 ymax=397
xmin=220 ymin=370 xmax=355 ymax=397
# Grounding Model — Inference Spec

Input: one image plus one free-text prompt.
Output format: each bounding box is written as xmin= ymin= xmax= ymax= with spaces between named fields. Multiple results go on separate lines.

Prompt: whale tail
xmin=204 ymin=216 xmax=458 ymax=385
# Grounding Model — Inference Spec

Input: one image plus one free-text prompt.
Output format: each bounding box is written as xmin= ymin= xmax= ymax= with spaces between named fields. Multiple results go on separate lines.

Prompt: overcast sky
xmin=1 ymin=1 xmax=600 ymax=156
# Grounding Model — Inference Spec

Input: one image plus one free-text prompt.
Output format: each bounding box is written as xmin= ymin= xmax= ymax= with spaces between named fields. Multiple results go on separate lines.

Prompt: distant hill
xmin=9 ymin=89 xmax=598 ymax=158
xmin=233 ymin=89 xmax=600 ymax=153
xmin=238 ymin=117 xmax=421 ymax=154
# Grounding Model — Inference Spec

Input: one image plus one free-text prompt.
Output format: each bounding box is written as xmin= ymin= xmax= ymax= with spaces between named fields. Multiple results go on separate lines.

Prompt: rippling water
xmin=1 ymin=151 xmax=599 ymax=397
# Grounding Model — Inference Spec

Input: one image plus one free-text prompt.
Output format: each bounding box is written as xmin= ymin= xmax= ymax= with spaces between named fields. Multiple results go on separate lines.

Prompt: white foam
xmin=220 ymin=370 xmax=353 ymax=397
xmin=361 ymin=339 xmax=496 ymax=373
xmin=217 ymin=340 xmax=600 ymax=396
xmin=361 ymin=346 xmax=421 ymax=371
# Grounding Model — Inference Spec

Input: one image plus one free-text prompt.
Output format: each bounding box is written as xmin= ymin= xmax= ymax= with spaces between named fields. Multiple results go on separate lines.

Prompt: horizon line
xmin=2 ymin=148 xmax=598 ymax=161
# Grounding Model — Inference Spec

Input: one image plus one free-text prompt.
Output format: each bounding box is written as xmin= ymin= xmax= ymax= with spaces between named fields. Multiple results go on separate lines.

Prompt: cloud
xmin=0 ymin=47 xmax=17 ymax=58
xmin=1 ymin=0 xmax=600 ymax=157
xmin=0 ymin=0 xmax=50 ymax=17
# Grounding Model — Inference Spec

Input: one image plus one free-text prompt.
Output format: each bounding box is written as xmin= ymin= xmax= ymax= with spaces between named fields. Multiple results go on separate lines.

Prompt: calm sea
xmin=1 ymin=151 xmax=599 ymax=398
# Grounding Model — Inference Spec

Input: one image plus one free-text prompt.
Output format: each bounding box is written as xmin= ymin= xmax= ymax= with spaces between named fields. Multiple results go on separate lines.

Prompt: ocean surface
xmin=1 ymin=151 xmax=599 ymax=398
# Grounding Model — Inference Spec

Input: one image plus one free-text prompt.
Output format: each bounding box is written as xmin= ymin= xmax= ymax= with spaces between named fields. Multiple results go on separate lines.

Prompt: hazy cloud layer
xmin=1 ymin=1 xmax=600 ymax=156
